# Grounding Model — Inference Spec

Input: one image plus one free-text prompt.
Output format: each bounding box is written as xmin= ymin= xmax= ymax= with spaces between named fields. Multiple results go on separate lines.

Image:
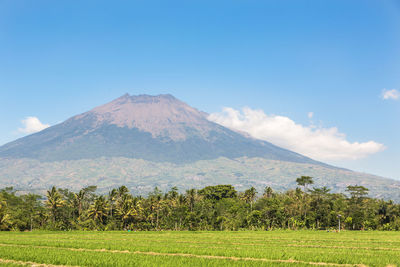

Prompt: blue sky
xmin=0 ymin=0 xmax=399 ymax=179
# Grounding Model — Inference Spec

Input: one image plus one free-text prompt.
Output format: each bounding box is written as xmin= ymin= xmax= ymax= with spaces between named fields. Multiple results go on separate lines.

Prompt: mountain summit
xmin=0 ymin=94 xmax=317 ymax=164
xmin=85 ymin=94 xmax=212 ymax=141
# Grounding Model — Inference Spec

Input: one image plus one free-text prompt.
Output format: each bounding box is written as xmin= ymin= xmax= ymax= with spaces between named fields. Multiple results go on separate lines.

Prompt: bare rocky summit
xmin=84 ymin=94 xmax=212 ymax=141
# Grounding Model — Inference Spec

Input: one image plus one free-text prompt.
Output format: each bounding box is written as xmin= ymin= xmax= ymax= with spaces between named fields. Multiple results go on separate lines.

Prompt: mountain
xmin=0 ymin=94 xmax=321 ymax=164
xmin=0 ymin=94 xmax=399 ymax=200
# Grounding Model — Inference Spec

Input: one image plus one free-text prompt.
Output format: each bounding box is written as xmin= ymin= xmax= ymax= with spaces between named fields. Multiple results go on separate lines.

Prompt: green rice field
xmin=0 ymin=231 xmax=399 ymax=266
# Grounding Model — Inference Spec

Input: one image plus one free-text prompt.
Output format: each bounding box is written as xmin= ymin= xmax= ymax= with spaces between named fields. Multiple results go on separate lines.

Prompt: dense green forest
xmin=1 ymin=176 xmax=400 ymax=231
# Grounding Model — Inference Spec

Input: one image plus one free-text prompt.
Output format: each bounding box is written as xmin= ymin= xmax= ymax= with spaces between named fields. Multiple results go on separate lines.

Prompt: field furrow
xmin=0 ymin=258 xmax=79 ymax=267
xmin=0 ymin=243 xmax=365 ymax=267
xmin=0 ymin=231 xmax=399 ymax=266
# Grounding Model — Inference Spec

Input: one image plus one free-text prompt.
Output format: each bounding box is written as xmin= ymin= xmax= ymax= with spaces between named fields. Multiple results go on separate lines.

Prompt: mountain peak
xmin=79 ymin=94 xmax=211 ymax=141
xmin=116 ymin=93 xmax=178 ymax=103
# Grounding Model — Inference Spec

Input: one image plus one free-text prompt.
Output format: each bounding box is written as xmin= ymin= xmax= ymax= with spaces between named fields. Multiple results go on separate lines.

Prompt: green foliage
xmin=1 ymin=180 xmax=400 ymax=231
xmin=296 ymin=176 xmax=314 ymax=191
xmin=346 ymin=185 xmax=369 ymax=199
xmin=198 ymin=185 xmax=237 ymax=201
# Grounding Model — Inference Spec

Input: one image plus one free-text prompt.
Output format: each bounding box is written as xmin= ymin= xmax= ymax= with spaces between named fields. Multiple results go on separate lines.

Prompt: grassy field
xmin=0 ymin=231 xmax=399 ymax=267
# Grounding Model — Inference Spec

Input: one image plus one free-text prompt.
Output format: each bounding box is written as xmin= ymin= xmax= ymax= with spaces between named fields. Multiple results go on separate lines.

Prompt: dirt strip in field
xmin=0 ymin=243 xmax=367 ymax=267
xmin=0 ymin=258 xmax=79 ymax=267
xmin=6 ymin=235 xmax=399 ymax=248
xmin=288 ymin=244 xmax=400 ymax=251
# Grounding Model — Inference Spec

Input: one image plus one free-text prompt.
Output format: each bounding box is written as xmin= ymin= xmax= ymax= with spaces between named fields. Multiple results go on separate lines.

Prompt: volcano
xmin=0 ymin=94 xmax=399 ymax=200
xmin=0 ymin=94 xmax=321 ymax=164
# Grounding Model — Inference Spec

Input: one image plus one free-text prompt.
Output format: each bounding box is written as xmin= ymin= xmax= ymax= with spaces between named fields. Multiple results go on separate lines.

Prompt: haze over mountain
xmin=0 ymin=94 xmax=399 ymax=200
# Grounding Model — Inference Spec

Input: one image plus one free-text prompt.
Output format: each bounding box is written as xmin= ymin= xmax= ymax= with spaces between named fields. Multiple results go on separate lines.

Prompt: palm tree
xmin=108 ymin=188 xmax=118 ymax=218
xmin=263 ymin=186 xmax=274 ymax=198
xmin=0 ymin=198 xmax=11 ymax=230
xmin=24 ymin=193 xmax=41 ymax=231
xmin=73 ymin=189 xmax=86 ymax=218
xmin=115 ymin=195 xmax=140 ymax=229
xmin=243 ymin=187 xmax=257 ymax=211
xmin=310 ymin=187 xmax=331 ymax=228
xmin=117 ymin=186 xmax=129 ymax=199
xmin=168 ymin=186 xmax=179 ymax=200
xmin=185 ymin=189 xmax=196 ymax=212
xmin=88 ymin=196 xmax=109 ymax=225
xmin=45 ymin=186 xmax=65 ymax=223
xmin=295 ymin=176 xmax=314 ymax=223
xmin=148 ymin=193 xmax=163 ymax=230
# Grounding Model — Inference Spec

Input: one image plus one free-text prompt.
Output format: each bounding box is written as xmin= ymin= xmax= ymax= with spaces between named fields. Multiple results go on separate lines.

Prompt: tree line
xmin=1 ymin=176 xmax=400 ymax=231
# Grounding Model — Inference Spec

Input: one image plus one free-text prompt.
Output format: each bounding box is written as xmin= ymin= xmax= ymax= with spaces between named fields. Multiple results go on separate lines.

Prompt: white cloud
xmin=382 ymin=89 xmax=399 ymax=100
xmin=208 ymin=107 xmax=385 ymax=161
xmin=307 ymin=112 xmax=314 ymax=119
xmin=18 ymin=117 xmax=50 ymax=134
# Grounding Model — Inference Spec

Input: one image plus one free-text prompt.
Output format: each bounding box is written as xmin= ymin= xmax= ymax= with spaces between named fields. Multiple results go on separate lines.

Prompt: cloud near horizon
xmin=208 ymin=107 xmax=385 ymax=161
xmin=18 ymin=117 xmax=50 ymax=134
xmin=382 ymin=89 xmax=399 ymax=100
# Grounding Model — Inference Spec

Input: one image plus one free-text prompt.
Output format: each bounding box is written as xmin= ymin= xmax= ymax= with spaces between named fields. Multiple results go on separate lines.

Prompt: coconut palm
xmin=45 ymin=186 xmax=65 ymax=223
xmin=0 ymin=198 xmax=11 ymax=230
xmin=73 ymin=189 xmax=86 ymax=218
xmin=88 ymin=196 xmax=109 ymax=225
xmin=243 ymin=187 xmax=257 ymax=211
xmin=108 ymin=188 xmax=118 ymax=218
xmin=185 ymin=189 xmax=197 ymax=212
xmin=115 ymin=195 xmax=141 ymax=229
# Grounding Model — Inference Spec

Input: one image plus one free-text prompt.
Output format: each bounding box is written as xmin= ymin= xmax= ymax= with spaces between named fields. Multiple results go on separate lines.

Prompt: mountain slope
xmin=0 ymin=94 xmax=322 ymax=165
xmin=0 ymin=157 xmax=399 ymax=201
